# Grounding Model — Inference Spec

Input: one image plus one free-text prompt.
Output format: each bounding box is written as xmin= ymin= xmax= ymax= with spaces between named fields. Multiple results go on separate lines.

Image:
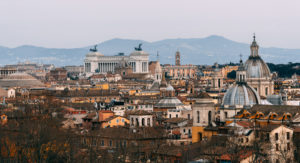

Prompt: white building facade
xmin=84 ymin=46 xmax=149 ymax=76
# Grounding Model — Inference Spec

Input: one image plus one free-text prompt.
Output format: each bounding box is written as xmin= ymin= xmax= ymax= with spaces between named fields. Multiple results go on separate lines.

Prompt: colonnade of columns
xmin=0 ymin=69 xmax=17 ymax=76
xmin=98 ymin=62 xmax=118 ymax=73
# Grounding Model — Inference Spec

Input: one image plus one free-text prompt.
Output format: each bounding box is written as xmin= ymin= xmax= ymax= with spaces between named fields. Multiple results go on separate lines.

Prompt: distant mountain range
xmin=1 ymin=35 xmax=300 ymax=66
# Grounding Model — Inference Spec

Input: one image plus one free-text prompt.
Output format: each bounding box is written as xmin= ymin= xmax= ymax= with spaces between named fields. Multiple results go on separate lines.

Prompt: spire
xmin=238 ymin=54 xmax=245 ymax=71
xmin=251 ymin=33 xmax=258 ymax=46
xmin=157 ymin=51 xmax=160 ymax=61
xmin=239 ymin=54 xmax=243 ymax=64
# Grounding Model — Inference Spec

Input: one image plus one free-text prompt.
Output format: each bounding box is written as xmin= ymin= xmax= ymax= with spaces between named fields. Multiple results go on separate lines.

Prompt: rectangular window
xmin=101 ymin=140 xmax=104 ymax=146
xmin=92 ymin=139 xmax=97 ymax=146
xmin=123 ymin=141 xmax=127 ymax=148
xmin=276 ymin=144 xmax=279 ymax=151
xmin=287 ymin=132 xmax=290 ymax=140
xmin=266 ymin=133 xmax=270 ymax=141
xmin=275 ymin=133 xmax=279 ymax=141
xmin=109 ymin=140 xmax=112 ymax=147
xmin=287 ymin=143 xmax=290 ymax=151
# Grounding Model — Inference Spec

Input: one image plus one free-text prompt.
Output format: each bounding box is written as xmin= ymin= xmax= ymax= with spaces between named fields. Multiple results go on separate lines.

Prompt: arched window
xmin=208 ymin=111 xmax=212 ymax=125
xmin=136 ymin=118 xmax=139 ymax=127
xmin=142 ymin=118 xmax=145 ymax=126
xmin=131 ymin=118 xmax=134 ymax=126
xmin=197 ymin=111 xmax=200 ymax=123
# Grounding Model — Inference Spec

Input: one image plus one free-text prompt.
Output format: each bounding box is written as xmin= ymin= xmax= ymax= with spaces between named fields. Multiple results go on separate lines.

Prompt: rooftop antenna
xmin=156 ymin=51 xmax=160 ymax=61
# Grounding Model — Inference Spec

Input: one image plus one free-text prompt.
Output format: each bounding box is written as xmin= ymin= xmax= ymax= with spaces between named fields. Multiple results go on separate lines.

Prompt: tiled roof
xmin=88 ymin=127 xmax=166 ymax=139
xmin=249 ymin=105 xmax=300 ymax=116
xmin=128 ymin=110 xmax=152 ymax=115
xmin=164 ymin=118 xmax=188 ymax=124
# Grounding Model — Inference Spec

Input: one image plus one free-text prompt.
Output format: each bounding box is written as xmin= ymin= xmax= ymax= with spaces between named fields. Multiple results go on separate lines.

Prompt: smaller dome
xmin=155 ymin=97 xmax=184 ymax=108
xmin=222 ymin=83 xmax=260 ymax=108
xmin=245 ymin=57 xmax=271 ymax=78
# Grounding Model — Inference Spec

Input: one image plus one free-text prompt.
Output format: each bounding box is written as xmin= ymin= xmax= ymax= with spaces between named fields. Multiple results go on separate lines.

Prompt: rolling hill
xmin=0 ymin=35 xmax=300 ymax=66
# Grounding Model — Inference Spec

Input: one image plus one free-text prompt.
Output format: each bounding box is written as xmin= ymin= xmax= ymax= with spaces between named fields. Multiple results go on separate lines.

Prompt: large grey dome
xmin=245 ymin=56 xmax=271 ymax=79
xmin=222 ymin=83 xmax=261 ymax=108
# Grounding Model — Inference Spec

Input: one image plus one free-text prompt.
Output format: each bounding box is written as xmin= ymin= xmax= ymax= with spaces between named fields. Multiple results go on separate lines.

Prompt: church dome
xmin=222 ymin=83 xmax=260 ymax=108
xmin=245 ymin=57 xmax=271 ymax=78
xmin=245 ymin=35 xmax=271 ymax=79
xmin=0 ymin=72 xmax=45 ymax=88
xmin=155 ymin=97 xmax=184 ymax=108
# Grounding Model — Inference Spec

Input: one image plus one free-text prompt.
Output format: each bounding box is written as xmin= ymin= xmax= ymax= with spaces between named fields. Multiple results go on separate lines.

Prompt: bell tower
xmin=236 ymin=57 xmax=247 ymax=83
xmin=175 ymin=51 xmax=180 ymax=66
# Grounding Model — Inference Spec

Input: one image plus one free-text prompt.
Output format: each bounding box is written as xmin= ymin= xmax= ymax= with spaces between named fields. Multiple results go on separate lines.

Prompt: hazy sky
xmin=1 ymin=0 xmax=300 ymax=49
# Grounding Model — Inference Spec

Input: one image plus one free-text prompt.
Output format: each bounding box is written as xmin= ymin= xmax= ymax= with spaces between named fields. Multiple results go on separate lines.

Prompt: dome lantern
xmin=250 ymin=34 xmax=259 ymax=57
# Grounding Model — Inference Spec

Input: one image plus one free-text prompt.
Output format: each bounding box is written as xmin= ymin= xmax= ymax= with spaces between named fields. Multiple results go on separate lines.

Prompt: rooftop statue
xmin=134 ymin=43 xmax=143 ymax=51
xmin=90 ymin=45 xmax=98 ymax=52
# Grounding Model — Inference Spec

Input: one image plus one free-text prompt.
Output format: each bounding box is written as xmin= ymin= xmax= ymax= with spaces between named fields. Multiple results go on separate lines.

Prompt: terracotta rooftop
xmin=128 ymin=110 xmax=152 ymax=115
xmin=250 ymin=105 xmax=300 ymax=116
xmin=165 ymin=118 xmax=188 ymax=124
xmin=88 ymin=127 xmax=166 ymax=140
xmin=236 ymin=121 xmax=254 ymax=128
xmin=99 ymin=110 xmax=114 ymax=113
